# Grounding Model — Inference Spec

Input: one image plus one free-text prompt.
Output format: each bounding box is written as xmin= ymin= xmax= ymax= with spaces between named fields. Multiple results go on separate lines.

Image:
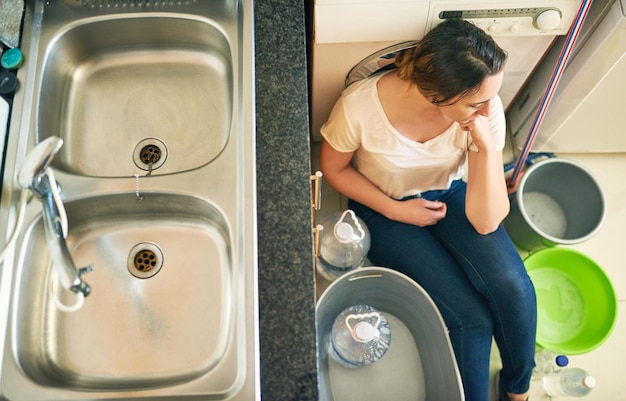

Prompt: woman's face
xmin=437 ymin=71 xmax=504 ymax=125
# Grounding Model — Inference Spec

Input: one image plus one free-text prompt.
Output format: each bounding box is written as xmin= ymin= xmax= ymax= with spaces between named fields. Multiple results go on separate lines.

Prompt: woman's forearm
xmin=319 ymin=141 xmax=398 ymax=219
xmin=465 ymin=148 xmax=510 ymax=234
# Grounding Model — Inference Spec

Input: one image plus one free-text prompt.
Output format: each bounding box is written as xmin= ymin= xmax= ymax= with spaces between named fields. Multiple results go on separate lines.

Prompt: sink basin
xmin=1 ymin=190 xmax=255 ymax=401
xmin=11 ymin=193 xmax=233 ymax=391
xmin=38 ymin=15 xmax=232 ymax=178
xmin=0 ymin=1 xmax=257 ymax=400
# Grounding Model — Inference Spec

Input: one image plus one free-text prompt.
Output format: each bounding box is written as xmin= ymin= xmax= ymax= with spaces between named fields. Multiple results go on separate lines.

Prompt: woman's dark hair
xmin=395 ymin=18 xmax=507 ymax=104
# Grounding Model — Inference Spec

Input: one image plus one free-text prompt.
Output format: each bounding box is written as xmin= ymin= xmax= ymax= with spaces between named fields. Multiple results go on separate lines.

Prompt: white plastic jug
xmin=329 ymin=304 xmax=391 ymax=368
xmin=317 ymin=210 xmax=370 ymax=281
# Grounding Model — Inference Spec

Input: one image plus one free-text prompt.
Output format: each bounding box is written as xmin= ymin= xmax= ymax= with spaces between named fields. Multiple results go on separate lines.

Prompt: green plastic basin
xmin=525 ymin=248 xmax=617 ymax=355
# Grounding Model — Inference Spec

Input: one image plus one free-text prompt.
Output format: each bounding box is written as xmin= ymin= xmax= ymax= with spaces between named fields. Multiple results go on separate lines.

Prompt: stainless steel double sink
xmin=0 ymin=0 xmax=257 ymax=399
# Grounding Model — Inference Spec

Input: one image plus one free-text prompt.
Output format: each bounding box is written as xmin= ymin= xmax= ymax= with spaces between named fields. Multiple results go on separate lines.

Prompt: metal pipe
xmin=507 ymin=0 xmax=595 ymax=189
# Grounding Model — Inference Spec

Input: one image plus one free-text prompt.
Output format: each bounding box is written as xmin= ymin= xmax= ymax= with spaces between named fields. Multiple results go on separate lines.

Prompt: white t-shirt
xmin=321 ymin=71 xmax=506 ymax=200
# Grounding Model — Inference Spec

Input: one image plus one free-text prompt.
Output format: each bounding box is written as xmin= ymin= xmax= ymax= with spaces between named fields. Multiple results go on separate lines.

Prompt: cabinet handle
xmin=313 ymin=224 xmax=323 ymax=258
xmin=310 ymin=171 xmax=323 ymax=211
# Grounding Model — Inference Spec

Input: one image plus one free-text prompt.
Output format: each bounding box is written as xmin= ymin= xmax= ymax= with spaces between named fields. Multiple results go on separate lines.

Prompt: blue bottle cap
xmin=1 ymin=48 xmax=24 ymax=70
xmin=555 ymin=354 xmax=569 ymax=367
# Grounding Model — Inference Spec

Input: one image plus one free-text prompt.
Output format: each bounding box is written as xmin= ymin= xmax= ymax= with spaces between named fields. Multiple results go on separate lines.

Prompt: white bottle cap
xmin=354 ymin=321 xmax=376 ymax=342
xmin=335 ymin=222 xmax=354 ymax=243
xmin=583 ymin=376 xmax=597 ymax=389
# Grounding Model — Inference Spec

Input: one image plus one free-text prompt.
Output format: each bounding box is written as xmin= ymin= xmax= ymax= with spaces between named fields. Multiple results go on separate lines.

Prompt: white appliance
xmin=310 ymin=0 xmax=584 ymax=142
xmin=508 ymin=0 xmax=626 ymax=153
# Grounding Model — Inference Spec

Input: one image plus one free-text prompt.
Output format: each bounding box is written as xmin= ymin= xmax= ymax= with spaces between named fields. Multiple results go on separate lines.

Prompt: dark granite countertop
xmin=255 ymin=1 xmax=319 ymax=400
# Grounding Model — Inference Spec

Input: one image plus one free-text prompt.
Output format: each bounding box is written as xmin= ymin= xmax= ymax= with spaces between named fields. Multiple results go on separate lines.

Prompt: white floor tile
xmin=548 ymin=153 xmax=626 ymax=301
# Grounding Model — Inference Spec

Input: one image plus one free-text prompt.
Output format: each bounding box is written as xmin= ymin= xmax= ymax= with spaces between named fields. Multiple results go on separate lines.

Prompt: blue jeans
xmin=348 ymin=180 xmax=537 ymax=401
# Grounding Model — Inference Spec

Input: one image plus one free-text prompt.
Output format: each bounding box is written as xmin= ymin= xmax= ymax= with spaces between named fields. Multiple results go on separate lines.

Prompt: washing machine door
xmin=345 ymin=40 xmax=418 ymax=87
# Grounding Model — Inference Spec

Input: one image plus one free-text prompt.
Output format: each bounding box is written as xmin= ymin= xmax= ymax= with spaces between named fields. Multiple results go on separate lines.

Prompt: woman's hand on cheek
xmin=462 ymin=115 xmax=494 ymax=152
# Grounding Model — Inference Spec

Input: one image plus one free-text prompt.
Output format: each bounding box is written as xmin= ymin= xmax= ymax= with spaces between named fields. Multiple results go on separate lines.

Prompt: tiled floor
xmin=311 ymin=142 xmax=626 ymax=400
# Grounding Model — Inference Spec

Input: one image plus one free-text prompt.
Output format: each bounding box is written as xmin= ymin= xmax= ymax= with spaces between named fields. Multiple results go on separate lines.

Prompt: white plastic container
xmin=317 ymin=210 xmax=370 ymax=281
xmin=543 ymin=367 xmax=596 ymax=397
xmin=1 ymin=97 xmax=9 ymax=154
xmin=330 ymin=304 xmax=391 ymax=368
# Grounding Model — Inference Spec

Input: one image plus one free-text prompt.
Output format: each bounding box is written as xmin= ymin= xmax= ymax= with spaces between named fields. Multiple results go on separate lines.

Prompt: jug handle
xmin=345 ymin=312 xmax=381 ymax=342
xmin=335 ymin=209 xmax=366 ymax=241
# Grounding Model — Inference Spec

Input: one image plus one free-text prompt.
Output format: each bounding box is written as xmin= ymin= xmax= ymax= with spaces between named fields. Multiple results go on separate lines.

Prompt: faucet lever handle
xmin=18 ymin=136 xmax=64 ymax=189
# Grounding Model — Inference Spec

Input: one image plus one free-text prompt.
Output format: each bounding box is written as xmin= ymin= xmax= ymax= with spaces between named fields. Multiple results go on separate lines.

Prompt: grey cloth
xmin=0 ymin=0 xmax=25 ymax=48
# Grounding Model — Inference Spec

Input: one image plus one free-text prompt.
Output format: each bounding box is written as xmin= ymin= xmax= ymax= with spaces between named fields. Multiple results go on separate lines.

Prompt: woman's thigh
xmin=427 ymin=182 xmax=534 ymax=305
xmin=348 ymin=199 xmax=493 ymax=332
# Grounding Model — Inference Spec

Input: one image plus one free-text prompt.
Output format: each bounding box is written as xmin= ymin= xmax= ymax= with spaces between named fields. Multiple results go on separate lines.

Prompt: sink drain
xmin=127 ymin=242 xmax=164 ymax=279
xmin=133 ymin=138 xmax=168 ymax=172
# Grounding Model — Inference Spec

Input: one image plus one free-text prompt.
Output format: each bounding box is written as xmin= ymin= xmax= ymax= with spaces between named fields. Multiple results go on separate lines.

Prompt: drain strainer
xmin=133 ymin=138 xmax=168 ymax=172
xmin=139 ymin=144 xmax=162 ymax=165
xmin=127 ymin=242 xmax=164 ymax=279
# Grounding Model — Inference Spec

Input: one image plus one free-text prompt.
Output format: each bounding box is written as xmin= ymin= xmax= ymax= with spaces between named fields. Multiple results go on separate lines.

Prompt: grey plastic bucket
xmin=504 ymin=158 xmax=606 ymax=252
xmin=316 ymin=267 xmax=464 ymax=401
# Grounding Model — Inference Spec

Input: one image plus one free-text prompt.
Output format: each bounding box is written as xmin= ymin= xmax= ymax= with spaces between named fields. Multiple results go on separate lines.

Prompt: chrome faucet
xmin=18 ymin=137 xmax=92 ymax=297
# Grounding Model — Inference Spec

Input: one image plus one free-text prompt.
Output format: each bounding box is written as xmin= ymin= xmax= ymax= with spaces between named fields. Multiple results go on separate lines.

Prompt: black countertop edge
xmin=255 ymin=0 xmax=319 ymax=400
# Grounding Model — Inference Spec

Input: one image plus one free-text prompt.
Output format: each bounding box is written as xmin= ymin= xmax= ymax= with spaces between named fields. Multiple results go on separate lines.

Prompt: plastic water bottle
xmin=329 ymin=305 xmax=391 ymax=368
xmin=543 ymin=367 xmax=596 ymax=397
xmin=532 ymin=349 xmax=569 ymax=378
xmin=316 ymin=210 xmax=370 ymax=281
